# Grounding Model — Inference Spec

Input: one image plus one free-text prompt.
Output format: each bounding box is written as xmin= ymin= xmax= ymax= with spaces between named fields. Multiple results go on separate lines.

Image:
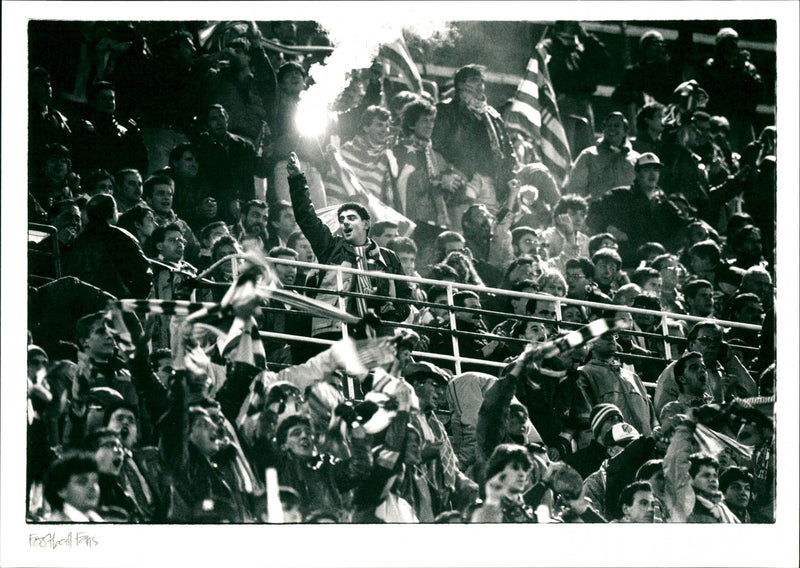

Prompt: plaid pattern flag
xmin=503 ymin=44 xmax=572 ymax=185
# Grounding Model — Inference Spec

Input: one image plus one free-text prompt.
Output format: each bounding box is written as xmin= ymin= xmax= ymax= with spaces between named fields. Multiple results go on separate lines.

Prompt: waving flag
xmin=325 ymin=148 xmax=416 ymax=236
xmin=503 ymin=44 xmax=572 ymax=185
xmin=378 ymin=38 xmax=423 ymax=94
xmin=693 ymin=423 xmax=754 ymax=468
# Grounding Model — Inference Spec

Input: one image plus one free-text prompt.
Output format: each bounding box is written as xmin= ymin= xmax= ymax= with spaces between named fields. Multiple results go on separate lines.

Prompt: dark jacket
xmin=277 ymin=444 xmax=372 ymax=519
xmin=70 ymin=111 xmax=148 ymax=179
xmin=28 ymin=106 xmax=72 ymax=175
xmin=195 ymin=131 xmax=270 ymax=215
xmin=698 ymin=54 xmax=763 ymax=147
xmin=540 ymin=32 xmax=609 ymax=100
xmin=431 ymin=97 xmax=516 ymax=199
xmin=288 ymin=172 xmax=412 ymax=336
xmin=64 ymin=222 xmax=153 ymax=300
xmin=585 ymin=181 xmax=692 ymax=265
xmin=426 ymin=318 xmax=497 ymax=375
xmin=475 ymin=368 xmax=524 ymax=466
xmin=352 ymin=410 xmax=413 ymax=520
xmin=98 ymin=473 xmax=142 ymax=522
xmin=564 ymin=440 xmax=608 ymax=480
xmin=159 ymin=372 xmax=240 ymax=523
xmin=123 ymin=447 xmax=171 ymax=523
xmin=515 ymin=365 xmax=591 ymax=455
xmin=603 ymin=436 xmax=657 ymax=520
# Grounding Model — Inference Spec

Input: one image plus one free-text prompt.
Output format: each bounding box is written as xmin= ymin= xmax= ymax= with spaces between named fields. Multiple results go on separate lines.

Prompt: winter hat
xmin=590 ymin=403 xmax=624 ymax=440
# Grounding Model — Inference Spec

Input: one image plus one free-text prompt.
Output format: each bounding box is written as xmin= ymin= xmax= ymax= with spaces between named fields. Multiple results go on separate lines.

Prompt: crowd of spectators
xmin=26 ymin=20 xmax=775 ymax=525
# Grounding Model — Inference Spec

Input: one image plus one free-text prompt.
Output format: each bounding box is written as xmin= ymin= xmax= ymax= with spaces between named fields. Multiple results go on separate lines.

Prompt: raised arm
xmin=287 ymin=153 xmax=335 ymax=260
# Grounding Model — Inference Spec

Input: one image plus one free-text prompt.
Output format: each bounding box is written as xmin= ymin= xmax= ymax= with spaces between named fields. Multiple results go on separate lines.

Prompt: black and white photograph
xmin=2 ymin=2 xmax=798 ymax=567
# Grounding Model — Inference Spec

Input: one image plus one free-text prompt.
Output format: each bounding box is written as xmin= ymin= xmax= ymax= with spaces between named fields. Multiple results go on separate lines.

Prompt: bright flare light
xmin=295 ymin=16 xmax=453 ymax=141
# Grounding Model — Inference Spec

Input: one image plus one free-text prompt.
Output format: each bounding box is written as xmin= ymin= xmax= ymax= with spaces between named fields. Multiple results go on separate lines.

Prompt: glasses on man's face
xmin=99 ymin=441 xmax=124 ymax=452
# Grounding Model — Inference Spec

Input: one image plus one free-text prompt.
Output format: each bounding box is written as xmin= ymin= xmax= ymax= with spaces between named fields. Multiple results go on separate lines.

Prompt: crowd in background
xmin=26 ymin=20 xmax=775 ymax=524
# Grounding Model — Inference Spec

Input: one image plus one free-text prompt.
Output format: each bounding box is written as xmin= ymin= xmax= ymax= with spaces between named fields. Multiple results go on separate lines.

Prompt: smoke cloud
xmin=295 ymin=18 xmax=454 ymax=139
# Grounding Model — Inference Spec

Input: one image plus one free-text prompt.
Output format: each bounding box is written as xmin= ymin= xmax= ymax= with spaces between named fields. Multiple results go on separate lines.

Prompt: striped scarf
xmin=352 ymin=244 xmax=372 ymax=318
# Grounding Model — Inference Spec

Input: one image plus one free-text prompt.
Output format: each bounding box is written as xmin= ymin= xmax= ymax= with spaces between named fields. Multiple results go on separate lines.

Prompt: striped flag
xmin=378 ymin=39 xmax=423 ymax=94
xmin=693 ymin=423 xmax=753 ymax=466
xmin=325 ymin=148 xmax=416 ymax=236
xmin=503 ymin=44 xmax=572 ymax=185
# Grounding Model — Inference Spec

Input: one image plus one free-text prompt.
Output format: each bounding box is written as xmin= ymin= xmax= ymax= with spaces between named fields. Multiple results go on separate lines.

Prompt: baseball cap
xmin=636 ymin=152 xmax=664 ymax=169
xmin=716 ymin=28 xmax=739 ymax=44
xmin=405 ymin=361 xmax=451 ymax=388
xmin=603 ymin=422 xmax=641 ymax=447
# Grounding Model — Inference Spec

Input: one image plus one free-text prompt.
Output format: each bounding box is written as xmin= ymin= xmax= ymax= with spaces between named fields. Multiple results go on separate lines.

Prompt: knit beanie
xmin=590 ymin=403 xmax=623 ymax=440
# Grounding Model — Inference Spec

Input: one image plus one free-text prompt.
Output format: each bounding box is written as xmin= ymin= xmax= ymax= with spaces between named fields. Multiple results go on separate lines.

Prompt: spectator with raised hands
xmin=544 ymin=461 xmax=606 ymax=523
xmin=274 ymin=414 xmax=372 ymax=522
xmin=653 ymin=320 xmax=757 ymax=417
xmin=468 ymin=443 xmax=536 ymax=523
xmin=541 ymin=194 xmax=590 ymax=272
xmin=287 ymin=151 xmax=411 ymax=344
xmin=662 ymin=408 xmax=741 ymax=523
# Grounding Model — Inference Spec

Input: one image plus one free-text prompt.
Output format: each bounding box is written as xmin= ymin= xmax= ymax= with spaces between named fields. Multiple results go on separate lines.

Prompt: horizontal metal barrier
xmin=231 ymin=255 xmax=765 ymax=381
xmin=264 ymin=256 xmax=763 ymax=330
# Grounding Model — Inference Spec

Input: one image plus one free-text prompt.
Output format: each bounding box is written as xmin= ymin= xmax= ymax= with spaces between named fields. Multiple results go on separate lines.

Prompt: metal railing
xmin=247 ymin=256 xmax=763 ymax=383
xmin=28 ymin=223 xmax=62 ymax=284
